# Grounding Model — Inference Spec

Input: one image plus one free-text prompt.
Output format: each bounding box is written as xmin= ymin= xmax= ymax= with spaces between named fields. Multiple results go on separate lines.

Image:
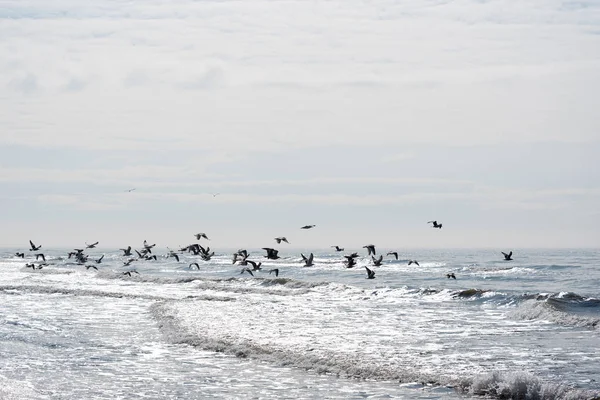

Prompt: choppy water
xmin=1 ymin=246 xmax=599 ymax=399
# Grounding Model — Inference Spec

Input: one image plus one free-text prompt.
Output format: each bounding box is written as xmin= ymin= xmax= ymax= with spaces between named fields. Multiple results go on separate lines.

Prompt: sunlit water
xmin=1 ymin=247 xmax=599 ymax=399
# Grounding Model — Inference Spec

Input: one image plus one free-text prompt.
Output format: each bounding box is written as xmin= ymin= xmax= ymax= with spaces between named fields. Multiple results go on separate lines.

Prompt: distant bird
xmin=262 ymin=248 xmax=280 ymax=260
xmin=446 ymin=273 xmax=456 ymax=279
xmin=408 ymin=260 xmax=420 ymax=266
xmin=120 ymin=246 xmax=132 ymax=256
xmin=344 ymin=256 xmax=357 ymax=268
xmin=275 ymin=237 xmax=289 ymax=244
xmin=35 ymin=253 xmax=45 ymax=262
xmin=365 ymin=266 xmax=376 ymax=279
xmin=25 ymin=263 xmax=36 ymax=269
xmin=85 ymin=265 xmax=98 ymax=270
xmin=301 ymin=253 xmax=314 ymax=267
xmin=145 ymin=255 xmax=157 ymax=261
xmin=247 ymin=260 xmax=262 ymax=271
xmin=269 ymin=268 xmax=279 ymax=277
xmin=240 ymin=268 xmax=254 ymax=277
xmin=123 ymin=259 xmax=136 ymax=266
xmin=85 ymin=241 xmax=99 ymax=249
xmin=15 ymin=252 xmax=25 ymax=258
xmin=363 ymin=244 xmax=376 ymax=256
xmin=427 ymin=220 xmax=443 ymax=229
xmin=502 ymin=251 xmax=513 ymax=261
xmin=371 ymin=255 xmax=383 ymax=266
xmin=123 ymin=270 xmax=139 ymax=277
xmin=126 ymin=188 xmax=136 ymax=192
xmin=195 ymin=233 xmax=210 ymax=240
xmin=29 ymin=240 xmax=41 ymax=251
xmin=387 ymin=251 xmax=398 ymax=260
xmin=189 ymin=262 xmax=200 ymax=270
xmin=331 ymin=246 xmax=344 ymax=252
xmin=300 ymin=225 xmax=316 ymax=229
xmin=143 ymin=240 xmax=155 ymax=250
xmin=95 ymin=255 xmax=104 ymax=264
xmin=169 ymin=252 xmax=180 ymax=262
xmin=212 ymin=193 xmax=220 ymax=197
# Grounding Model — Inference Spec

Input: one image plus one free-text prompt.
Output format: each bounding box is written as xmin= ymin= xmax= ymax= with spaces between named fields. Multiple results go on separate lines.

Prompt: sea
xmin=1 ymin=246 xmax=599 ymax=400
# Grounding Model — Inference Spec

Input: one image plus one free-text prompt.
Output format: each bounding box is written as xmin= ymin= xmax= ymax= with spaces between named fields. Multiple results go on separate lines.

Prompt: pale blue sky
xmin=1 ymin=0 xmax=599 ymax=249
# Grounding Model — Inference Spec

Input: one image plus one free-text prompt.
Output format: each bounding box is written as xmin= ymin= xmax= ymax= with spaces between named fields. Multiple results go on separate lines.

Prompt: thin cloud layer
xmin=0 ymin=0 xmax=599 ymax=247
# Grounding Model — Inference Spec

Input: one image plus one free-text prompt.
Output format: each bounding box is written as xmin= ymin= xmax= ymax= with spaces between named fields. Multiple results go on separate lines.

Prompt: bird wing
xmin=308 ymin=253 xmax=314 ymax=264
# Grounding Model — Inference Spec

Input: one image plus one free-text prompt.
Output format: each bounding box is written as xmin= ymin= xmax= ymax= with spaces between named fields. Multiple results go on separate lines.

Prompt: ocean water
xmin=1 ymin=246 xmax=599 ymax=399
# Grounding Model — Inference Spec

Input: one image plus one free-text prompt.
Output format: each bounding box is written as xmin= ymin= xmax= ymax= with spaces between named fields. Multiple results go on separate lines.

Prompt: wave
xmin=0 ymin=284 xmax=235 ymax=302
xmin=0 ymin=374 xmax=46 ymax=400
xmin=151 ymin=302 xmax=600 ymax=400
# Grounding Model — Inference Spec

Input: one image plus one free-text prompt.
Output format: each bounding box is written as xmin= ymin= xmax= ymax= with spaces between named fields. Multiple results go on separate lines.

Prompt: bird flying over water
xmin=331 ymin=246 xmax=344 ymax=252
xmin=262 ymin=248 xmax=280 ymax=260
xmin=301 ymin=253 xmax=314 ymax=267
xmin=372 ymin=255 xmax=383 ymax=266
xmin=15 ymin=252 xmax=25 ymax=258
xmin=502 ymin=251 xmax=513 ymax=261
xmin=300 ymin=225 xmax=316 ymax=229
xmin=365 ymin=266 xmax=376 ymax=279
xmin=195 ymin=233 xmax=210 ymax=240
xmin=85 ymin=242 xmax=99 ymax=249
xmin=387 ymin=251 xmax=398 ymax=260
xmin=446 ymin=273 xmax=456 ymax=279
xmin=189 ymin=262 xmax=200 ymax=270
xmin=363 ymin=244 xmax=376 ymax=256
xmin=275 ymin=237 xmax=289 ymax=244
xmin=240 ymin=268 xmax=254 ymax=277
xmin=269 ymin=268 xmax=279 ymax=277
xmin=95 ymin=255 xmax=104 ymax=264
xmin=408 ymin=260 xmax=420 ymax=266
xmin=29 ymin=240 xmax=41 ymax=251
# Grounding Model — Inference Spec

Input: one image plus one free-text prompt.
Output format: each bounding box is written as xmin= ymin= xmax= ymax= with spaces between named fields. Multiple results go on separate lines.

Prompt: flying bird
xmin=126 ymin=188 xmax=136 ymax=192
xmin=247 ymin=260 xmax=262 ymax=271
xmin=301 ymin=253 xmax=314 ymax=267
xmin=300 ymin=225 xmax=316 ymax=229
xmin=275 ymin=237 xmax=289 ymax=244
xmin=262 ymin=248 xmax=280 ymax=260
xmin=240 ymin=268 xmax=254 ymax=277
xmin=15 ymin=252 xmax=25 ymax=258
xmin=365 ymin=266 xmax=376 ymax=279
xmin=189 ymin=262 xmax=200 ymax=270
xmin=427 ymin=221 xmax=443 ymax=229
xmin=85 ymin=242 xmax=99 ymax=249
xmin=269 ymin=268 xmax=279 ymax=277
xmin=123 ymin=270 xmax=139 ymax=277
xmin=85 ymin=265 xmax=98 ymax=270
xmin=35 ymin=253 xmax=46 ymax=262
xmin=120 ymin=246 xmax=132 ymax=256
xmin=502 ymin=251 xmax=513 ymax=261
xmin=408 ymin=260 xmax=420 ymax=266
xmin=95 ymin=255 xmax=104 ymax=264
xmin=363 ymin=244 xmax=376 ymax=256
xmin=29 ymin=240 xmax=41 ymax=251
xmin=387 ymin=251 xmax=398 ymax=260
xmin=446 ymin=273 xmax=456 ymax=279
xmin=371 ymin=255 xmax=383 ymax=266
xmin=331 ymin=246 xmax=344 ymax=252
xmin=195 ymin=233 xmax=210 ymax=240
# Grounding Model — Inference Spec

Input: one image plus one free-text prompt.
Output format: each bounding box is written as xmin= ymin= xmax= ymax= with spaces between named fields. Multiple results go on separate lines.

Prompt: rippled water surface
xmin=1 ymin=247 xmax=599 ymax=399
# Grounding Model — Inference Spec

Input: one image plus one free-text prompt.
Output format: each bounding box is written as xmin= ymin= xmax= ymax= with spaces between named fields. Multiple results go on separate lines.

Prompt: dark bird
xmin=29 ymin=240 xmax=41 ymax=251
xmin=247 ymin=260 xmax=262 ymax=271
xmin=35 ymin=253 xmax=45 ymax=262
xmin=300 ymin=225 xmax=316 ymax=229
xmin=143 ymin=240 xmax=156 ymax=250
xmin=446 ymin=273 xmax=456 ymax=279
xmin=387 ymin=251 xmax=398 ymax=260
xmin=189 ymin=262 xmax=200 ymax=270
xmin=120 ymin=246 xmax=132 ymax=256
xmin=331 ymin=246 xmax=344 ymax=252
xmin=427 ymin=220 xmax=443 ymax=229
xmin=502 ymin=251 xmax=513 ymax=261
xmin=240 ymin=268 xmax=254 ymax=277
xmin=169 ymin=252 xmax=180 ymax=262
xmin=123 ymin=270 xmax=139 ymax=277
xmin=363 ymin=244 xmax=376 ymax=256
xmin=145 ymin=255 xmax=157 ymax=261
xmin=85 ymin=241 xmax=99 ymax=249
xmin=301 ymin=253 xmax=314 ymax=267
xmin=15 ymin=252 xmax=25 ymax=258
xmin=262 ymin=248 xmax=280 ymax=260
xmin=123 ymin=259 xmax=136 ymax=266
xmin=275 ymin=237 xmax=289 ymax=244
xmin=408 ymin=260 xmax=420 ymax=266
xmin=365 ymin=266 xmax=376 ymax=279
xmin=126 ymin=188 xmax=136 ymax=192
xmin=372 ymin=255 xmax=383 ymax=266
xmin=195 ymin=233 xmax=210 ymax=240
xmin=344 ymin=256 xmax=357 ymax=268
xmin=86 ymin=265 xmax=98 ymax=270
xmin=269 ymin=268 xmax=279 ymax=277
xmin=213 ymin=193 xmax=220 ymax=197
xmin=25 ymin=263 xmax=36 ymax=269
xmin=95 ymin=255 xmax=104 ymax=264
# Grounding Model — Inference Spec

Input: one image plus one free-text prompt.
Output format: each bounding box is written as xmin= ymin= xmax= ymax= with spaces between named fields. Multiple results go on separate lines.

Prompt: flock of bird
xmin=15 ymin=222 xmax=515 ymax=280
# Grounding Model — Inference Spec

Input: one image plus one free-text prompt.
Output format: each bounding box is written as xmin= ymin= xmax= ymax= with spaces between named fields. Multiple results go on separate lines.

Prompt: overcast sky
xmin=1 ymin=0 xmax=599 ymax=250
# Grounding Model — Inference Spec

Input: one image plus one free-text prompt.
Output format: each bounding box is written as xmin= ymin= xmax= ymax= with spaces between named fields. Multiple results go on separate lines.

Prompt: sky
xmin=0 ymin=0 xmax=599 ymax=250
